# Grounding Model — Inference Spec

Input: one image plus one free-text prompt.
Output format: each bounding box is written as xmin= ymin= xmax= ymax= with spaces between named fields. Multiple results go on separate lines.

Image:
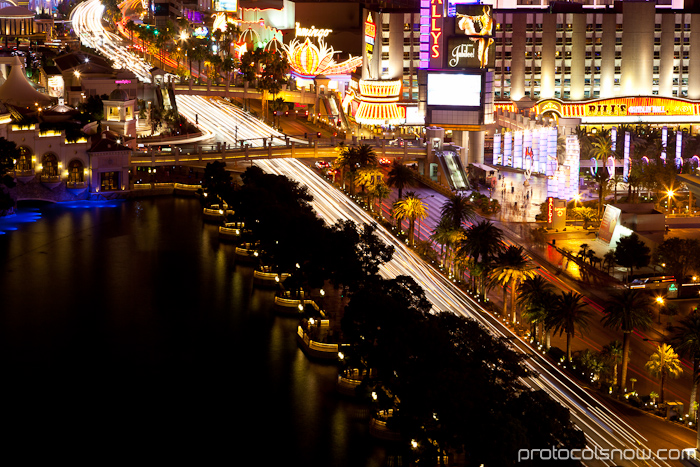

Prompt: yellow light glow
xmin=283 ymin=38 xmax=362 ymax=77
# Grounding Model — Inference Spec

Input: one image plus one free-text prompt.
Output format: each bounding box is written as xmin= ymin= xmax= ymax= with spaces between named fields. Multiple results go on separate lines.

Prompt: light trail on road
xmin=71 ymin=0 xmax=153 ymax=82
xmin=176 ymin=95 xmax=307 ymax=147
xmin=256 ymin=157 xmax=681 ymax=467
xmin=72 ymin=1 xmax=305 ymax=148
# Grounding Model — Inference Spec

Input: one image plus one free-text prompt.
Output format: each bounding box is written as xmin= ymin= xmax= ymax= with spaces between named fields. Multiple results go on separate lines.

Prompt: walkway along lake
xmin=0 ymin=197 xmax=388 ymax=464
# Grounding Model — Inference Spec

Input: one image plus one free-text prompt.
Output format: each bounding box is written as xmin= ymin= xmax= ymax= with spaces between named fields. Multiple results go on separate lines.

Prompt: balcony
xmin=40 ymin=175 xmax=62 ymax=190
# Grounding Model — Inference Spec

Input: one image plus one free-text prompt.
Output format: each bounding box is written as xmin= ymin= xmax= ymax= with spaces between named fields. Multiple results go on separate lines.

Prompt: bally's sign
xmin=447 ymin=37 xmax=494 ymax=69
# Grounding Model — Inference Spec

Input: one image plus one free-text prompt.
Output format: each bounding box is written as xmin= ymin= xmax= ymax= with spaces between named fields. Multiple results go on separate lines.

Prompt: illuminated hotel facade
xmin=493 ymin=1 xmax=697 ymax=102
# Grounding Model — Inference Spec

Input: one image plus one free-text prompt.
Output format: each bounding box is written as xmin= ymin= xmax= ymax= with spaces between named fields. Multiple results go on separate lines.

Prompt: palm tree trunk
xmin=545 ymin=328 xmax=551 ymax=350
xmin=566 ymin=332 xmax=572 ymax=362
xmin=660 ymin=371 xmax=666 ymax=403
xmin=620 ymin=332 xmax=631 ymax=393
xmin=510 ymin=279 xmax=517 ymax=324
xmin=510 ymin=280 xmax=518 ymax=325
xmin=409 ymin=219 xmax=416 ymax=247
xmin=690 ymin=359 xmax=699 ymax=421
xmin=502 ymin=287 xmax=508 ymax=320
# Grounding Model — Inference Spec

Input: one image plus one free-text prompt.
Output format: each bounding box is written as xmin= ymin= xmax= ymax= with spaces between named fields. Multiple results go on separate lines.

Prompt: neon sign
xmin=365 ymin=13 xmax=375 ymax=67
xmin=430 ymin=0 xmax=443 ymax=59
xmin=537 ymin=97 xmax=700 ymax=118
xmin=114 ymin=79 xmax=131 ymax=84
xmin=547 ymin=197 xmax=553 ymax=224
xmin=295 ymin=23 xmax=332 ymax=39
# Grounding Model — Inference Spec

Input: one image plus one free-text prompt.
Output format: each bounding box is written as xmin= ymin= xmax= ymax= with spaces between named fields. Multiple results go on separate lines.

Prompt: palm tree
xmin=591 ymin=131 xmax=614 ymax=164
xmin=546 ymin=291 xmax=593 ymax=362
xmin=592 ymin=169 xmax=612 ymax=218
xmin=431 ymin=217 xmax=452 ymax=261
xmin=488 ymin=245 xmax=535 ymax=324
xmin=370 ymin=182 xmax=391 ymax=216
xmin=440 ymin=193 xmax=476 ymax=230
xmin=335 ymin=144 xmax=378 ymax=194
xmin=386 ymin=160 xmax=416 ymax=199
xmin=517 ymin=275 xmax=556 ymax=346
xmin=221 ymin=56 xmax=236 ymax=86
xmin=601 ymin=340 xmax=623 ymax=388
xmin=355 ymin=166 xmax=383 ymax=195
xmin=457 ymin=220 xmax=504 ymax=264
xmin=393 ymin=195 xmax=427 ymax=248
xmin=668 ymin=312 xmax=700 ymax=420
xmin=603 ymin=250 xmax=616 ymax=275
xmin=645 ymin=343 xmax=683 ymax=403
xmin=600 ymin=289 xmax=654 ymax=393
xmin=457 ymin=220 xmax=504 ymax=294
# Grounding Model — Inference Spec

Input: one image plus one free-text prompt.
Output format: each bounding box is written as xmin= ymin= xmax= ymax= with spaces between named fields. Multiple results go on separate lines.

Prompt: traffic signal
xmin=317 ymin=132 xmax=321 ymax=138
xmin=273 ymin=110 xmax=277 ymax=116
xmin=285 ymin=111 xmax=289 ymax=116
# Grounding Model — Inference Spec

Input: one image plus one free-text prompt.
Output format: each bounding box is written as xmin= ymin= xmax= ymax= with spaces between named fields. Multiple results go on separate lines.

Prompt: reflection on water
xmin=0 ymin=197 xmax=388 ymax=464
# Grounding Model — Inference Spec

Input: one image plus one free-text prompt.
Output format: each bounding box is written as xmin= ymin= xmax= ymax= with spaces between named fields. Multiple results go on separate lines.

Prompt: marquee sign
xmin=365 ymin=13 xmax=375 ymax=65
xmin=537 ymin=97 xmax=700 ymax=119
xmin=426 ymin=0 xmax=444 ymax=68
xmin=447 ymin=37 xmax=494 ymax=69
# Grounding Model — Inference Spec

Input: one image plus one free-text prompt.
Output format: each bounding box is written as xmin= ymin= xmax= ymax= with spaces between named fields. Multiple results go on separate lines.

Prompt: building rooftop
xmin=0 ymin=6 xmax=35 ymax=18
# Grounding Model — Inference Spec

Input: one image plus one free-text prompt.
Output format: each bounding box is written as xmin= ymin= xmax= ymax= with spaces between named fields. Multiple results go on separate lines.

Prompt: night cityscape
xmin=3 ymin=0 xmax=700 ymax=464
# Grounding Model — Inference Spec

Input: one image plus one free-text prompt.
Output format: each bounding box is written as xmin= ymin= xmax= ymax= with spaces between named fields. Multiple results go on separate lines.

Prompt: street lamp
xmin=664 ymin=188 xmax=675 ymax=214
xmin=655 ymin=296 xmax=665 ymax=325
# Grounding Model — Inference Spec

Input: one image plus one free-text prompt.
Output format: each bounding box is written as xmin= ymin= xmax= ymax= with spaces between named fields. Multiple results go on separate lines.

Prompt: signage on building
xmin=365 ymin=13 xmax=375 ymax=64
xmin=427 ymin=72 xmax=481 ymax=107
xmin=537 ymin=97 xmax=700 ymax=119
xmin=193 ymin=26 xmax=209 ymax=38
xmin=295 ymin=23 xmax=333 ymax=39
xmin=446 ymin=37 xmax=494 ymax=69
xmin=430 ymin=0 xmax=444 ymax=67
xmin=214 ymin=0 xmax=238 ymax=12
xmin=454 ymin=4 xmax=493 ymax=36
xmin=547 ymin=197 xmax=566 ymax=230
xmin=114 ymin=79 xmax=132 ymax=84
xmin=598 ymin=205 xmax=621 ymax=244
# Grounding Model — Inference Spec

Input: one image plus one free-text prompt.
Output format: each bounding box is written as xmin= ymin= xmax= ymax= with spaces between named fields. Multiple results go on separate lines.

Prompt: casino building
xmin=490 ymin=0 xmax=700 ymax=132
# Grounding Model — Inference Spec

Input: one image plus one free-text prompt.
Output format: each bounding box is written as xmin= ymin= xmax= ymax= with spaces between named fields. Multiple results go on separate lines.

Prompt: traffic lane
xmin=382 ymin=181 xmax=695 ymax=412
xmin=258 ymin=159 xmax=675 ymax=467
xmin=595 ymin=396 xmax=696 ymax=456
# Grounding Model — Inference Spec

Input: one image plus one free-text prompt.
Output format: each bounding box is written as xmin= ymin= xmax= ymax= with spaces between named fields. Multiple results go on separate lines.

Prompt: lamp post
xmin=656 ymin=296 xmax=665 ymax=325
xmin=665 ymin=189 xmax=675 ymax=214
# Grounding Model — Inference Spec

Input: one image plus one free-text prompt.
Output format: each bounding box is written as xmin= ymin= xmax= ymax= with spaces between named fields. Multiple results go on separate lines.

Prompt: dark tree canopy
xmin=614 ymin=233 xmax=651 ymax=276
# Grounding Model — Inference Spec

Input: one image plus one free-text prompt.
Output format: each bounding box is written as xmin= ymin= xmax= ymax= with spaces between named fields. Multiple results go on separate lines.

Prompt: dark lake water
xmin=0 ymin=197 xmax=388 ymax=463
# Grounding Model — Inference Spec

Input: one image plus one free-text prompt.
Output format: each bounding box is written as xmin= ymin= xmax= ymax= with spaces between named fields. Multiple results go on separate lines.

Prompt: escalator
xmin=436 ymin=150 xmax=470 ymax=191
xmin=318 ymin=92 xmax=349 ymax=131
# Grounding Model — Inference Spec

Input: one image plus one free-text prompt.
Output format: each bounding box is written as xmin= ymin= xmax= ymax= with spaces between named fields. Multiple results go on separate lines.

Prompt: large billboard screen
xmin=427 ymin=73 xmax=482 ymax=107
xmin=215 ymin=0 xmax=238 ymax=12
xmin=447 ymin=37 xmax=494 ymax=69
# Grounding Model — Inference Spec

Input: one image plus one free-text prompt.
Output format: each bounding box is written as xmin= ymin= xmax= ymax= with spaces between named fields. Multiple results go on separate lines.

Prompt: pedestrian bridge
xmin=172 ymin=83 xmax=317 ymax=105
xmin=131 ymin=141 xmax=428 ymax=167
